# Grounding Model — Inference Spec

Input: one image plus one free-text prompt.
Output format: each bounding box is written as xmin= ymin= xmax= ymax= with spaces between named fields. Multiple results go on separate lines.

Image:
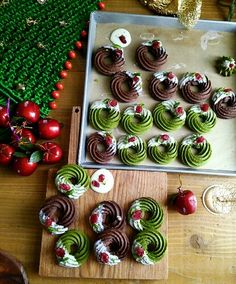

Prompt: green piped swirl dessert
xmin=89 ymin=98 xmax=120 ymax=131
xmin=147 ymin=134 xmax=177 ymax=164
xmin=55 ymin=229 xmax=90 ymax=268
xmin=117 ymin=135 xmax=147 ymax=165
xmin=127 ymin=197 xmax=164 ymax=231
xmin=186 ymin=103 xmax=216 ymax=133
xmin=120 ymin=104 xmax=153 ymax=135
xmin=55 ymin=164 xmax=90 ymax=199
xmin=217 ymin=56 xmax=236 ymax=77
xmin=153 ymin=100 xmax=186 ymax=131
xmin=178 ymin=134 xmax=212 ymax=167
xmin=131 ymin=229 xmax=167 ymax=265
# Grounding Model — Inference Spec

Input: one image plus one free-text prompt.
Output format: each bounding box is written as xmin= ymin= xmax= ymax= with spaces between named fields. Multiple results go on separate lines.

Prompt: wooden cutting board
xmin=39 ymin=107 xmax=168 ymax=280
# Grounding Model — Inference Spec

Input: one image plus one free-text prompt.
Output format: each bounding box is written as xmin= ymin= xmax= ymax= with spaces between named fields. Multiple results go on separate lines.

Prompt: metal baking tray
xmin=78 ymin=11 xmax=236 ymax=176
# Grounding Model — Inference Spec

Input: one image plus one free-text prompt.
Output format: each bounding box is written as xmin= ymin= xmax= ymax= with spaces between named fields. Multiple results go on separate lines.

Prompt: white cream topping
xmin=103 ymin=45 xmax=124 ymax=59
xmin=90 ymin=169 xmax=114 ymax=194
xmin=110 ymin=28 xmax=131 ymax=48
xmin=56 ymin=242 xmax=81 ymax=268
xmin=132 ymin=240 xmax=154 ymax=265
xmin=123 ymin=105 xmax=152 ymax=117
xmin=117 ymin=135 xmax=142 ymax=150
xmin=153 ymin=71 xmax=178 ymax=84
xmin=129 ymin=203 xmax=143 ymax=231
xmin=148 ymin=135 xmax=175 ymax=147
xmin=222 ymin=58 xmax=235 ymax=68
xmin=55 ymin=176 xmax=86 ymax=199
xmin=94 ymin=240 xmax=121 ymax=266
xmin=90 ymin=100 xmax=120 ymax=112
xmin=98 ymin=132 xmax=117 ymax=151
xmin=212 ymin=89 xmax=235 ymax=105
xmin=142 ymin=39 xmax=163 ymax=48
xmin=39 ymin=211 xmax=68 ymax=235
xmin=179 ymin=72 xmax=207 ymax=88
xmin=90 ymin=205 xmax=104 ymax=233
xmin=126 ymin=71 xmax=142 ymax=95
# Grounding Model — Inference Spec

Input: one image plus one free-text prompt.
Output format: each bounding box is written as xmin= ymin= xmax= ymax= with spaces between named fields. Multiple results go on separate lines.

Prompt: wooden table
xmin=0 ymin=1 xmax=235 ymax=283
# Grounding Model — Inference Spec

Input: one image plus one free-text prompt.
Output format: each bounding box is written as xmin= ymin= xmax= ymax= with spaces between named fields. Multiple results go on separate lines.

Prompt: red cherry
xmin=64 ymin=61 xmax=72 ymax=70
xmin=100 ymin=252 xmax=109 ymax=263
xmin=98 ymin=174 xmax=105 ymax=182
xmin=75 ymin=41 xmax=82 ymax=50
xmin=15 ymin=129 xmax=36 ymax=144
xmin=38 ymin=118 xmax=61 ymax=139
xmin=80 ymin=30 xmax=87 ymax=38
xmin=195 ymin=73 xmax=202 ymax=80
xmin=132 ymin=210 xmax=142 ymax=220
xmin=12 ymin=157 xmax=38 ymax=176
xmin=135 ymin=105 xmax=143 ymax=113
xmin=173 ymin=188 xmax=197 ymax=215
xmin=229 ymin=63 xmax=235 ymax=68
xmin=90 ymin=213 xmax=99 ymax=224
xmin=92 ymin=180 xmax=100 ymax=188
xmin=55 ymin=248 xmax=65 ymax=258
xmin=49 ymin=101 xmax=57 ymax=110
xmin=98 ymin=2 xmax=105 ymax=10
xmin=68 ymin=50 xmax=76 ymax=59
xmin=105 ymin=136 xmax=113 ymax=146
xmin=55 ymin=82 xmax=64 ymax=90
xmin=15 ymin=101 xmax=40 ymax=124
xmin=0 ymin=106 xmax=9 ymax=127
xmin=131 ymin=76 xmax=139 ymax=88
xmin=51 ymin=90 xmax=60 ymax=99
xmin=0 ymin=144 xmax=15 ymax=165
xmin=44 ymin=217 xmax=53 ymax=227
xmin=59 ymin=183 xmax=71 ymax=191
xmin=196 ymin=136 xmax=205 ymax=144
xmin=161 ymin=134 xmax=169 ymax=141
xmin=59 ymin=70 xmax=68 ymax=79
xmin=119 ymin=35 xmax=127 ymax=44
xmin=108 ymin=99 xmax=118 ymax=107
xmin=128 ymin=137 xmax=136 ymax=143
xmin=200 ymin=103 xmax=209 ymax=112
xmin=41 ymin=142 xmax=63 ymax=164
xmin=167 ymin=72 xmax=175 ymax=80
xmin=176 ymin=106 xmax=184 ymax=116
xmin=152 ymin=40 xmax=161 ymax=49
xmin=135 ymin=247 xmax=145 ymax=257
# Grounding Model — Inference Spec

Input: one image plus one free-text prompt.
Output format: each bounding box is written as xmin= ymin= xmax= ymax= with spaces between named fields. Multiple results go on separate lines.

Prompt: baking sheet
xmin=78 ymin=11 xmax=236 ymax=176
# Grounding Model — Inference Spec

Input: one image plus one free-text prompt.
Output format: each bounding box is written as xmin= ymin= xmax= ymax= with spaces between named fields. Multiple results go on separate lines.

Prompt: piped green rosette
xmin=55 ymin=164 xmax=90 ymax=199
xmin=127 ymin=197 xmax=163 ymax=231
xmin=147 ymin=134 xmax=178 ymax=164
xmin=117 ymin=135 xmax=147 ymax=165
xmin=55 ymin=229 xmax=90 ymax=268
xmin=131 ymin=229 xmax=167 ymax=265
xmin=186 ymin=103 xmax=216 ymax=133
xmin=89 ymin=98 xmax=121 ymax=131
xmin=178 ymin=134 xmax=212 ymax=167
xmin=153 ymin=100 xmax=186 ymax=131
xmin=120 ymin=104 xmax=153 ymax=135
xmin=217 ymin=56 xmax=236 ymax=77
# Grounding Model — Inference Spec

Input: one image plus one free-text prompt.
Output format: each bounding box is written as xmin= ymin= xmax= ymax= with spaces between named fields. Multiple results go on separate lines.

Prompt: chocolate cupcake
xmin=110 ymin=71 xmax=142 ymax=102
xmin=136 ymin=39 xmax=168 ymax=71
xmin=89 ymin=201 xmax=125 ymax=233
xmin=94 ymin=45 xmax=125 ymax=76
xmin=39 ymin=195 xmax=75 ymax=235
xmin=94 ymin=229 xmax=130 ymax=265
xmin=87 ymin=132 xmax=116 ymax=164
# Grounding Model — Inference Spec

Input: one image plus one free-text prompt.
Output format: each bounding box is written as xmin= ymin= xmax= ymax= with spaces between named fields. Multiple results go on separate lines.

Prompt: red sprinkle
xmin=55 ymin=82 xmax=64 ymax=90
xmin=167 ymin=72 xmax=175 ymax=80
xmin=176 ymin=106 xmax=184 ymax=115
xmin=108 ymin=99 xmax=118 ymax=107
xmin=132 ymin=210 xmax=142 ymax=220
xmin=128 ymin=136 xmax=136 ymax=143
xmin=195 ymin=73 xmax=202 ymax=80
xmin=135 ymin=247 xmax=145 ymax=257
xmin=98 ymin=174 xmax=105 ymax=182
xmin=200 ymin=103 xmax=209 ymax=112
xmin=90 ymin=213 xmax=99 ymax=224
xmin=55 ymin=248 xmax=65 ymax=258
xmin=119 ymin=35 xmax=127 ymax=44
xmin=105 ymin=136 xmax=113 ymax=146
xmin=152 ymin=40 xmax=161 ymax=49
xmin=44 ymin=217 xmax=53 ymax=227
xmin=135 ymin=105 xmax=143 ymax=113
xmin=161 ymin=134 xmax=169 ymax=141
xmin=59 ymin=183 xmax=71 ymax=191
xmin=100 ymin=252 xmax=109 ymax=263
xmin=91 ymin=180 xmax=100 ymax=188
xmin=229 ymin=63 xmax=235 ymax=68
xmin=196 ymin=136 xmax=205 ymax=144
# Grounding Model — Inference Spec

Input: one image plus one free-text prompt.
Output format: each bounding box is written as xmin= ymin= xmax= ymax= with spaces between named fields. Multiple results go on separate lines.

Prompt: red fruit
xmin=176 ymin=106 xmax=184 ymax=116
xmin=98 ymin=174 xmax=105 ymax=182
xmin=59 ymin=70 xmax=68 ymax=79
xmin=100 ymin=252 xmax=109 ymax=263
xmin=152 ymin=40 xmax=161 ymax=49
xmin=173 ymin=188 xmax=197 ymax=215
xmin=108 ymin=99 xmax=117 ymax=107
xmin=12 ymin=157 xmax=38 ymax=176
xmin=68 ymin=50 xmax=76 ymax=59
xmin=195 ymin=73 xmax=202 ymax=80
xmin=80 ymin=30 xmax=87 ymax=38
xmin=229 ymin=63 xmax=235 ymax=68
xmin=17 ymin=129 xmax=36 ymax=144
xmin=119 ymin=35 xmax=127 ymax=44
xmin=90 ymin=213 xmax=99 ymax=224
xmin=0 ymin=144 xmax=15 ymax=165
xmin=161 ymin=134 xmax=169 ymax=141
xmin=15 ymin=101 xmax=40 ymax=124
xmin=200 ymin=103 xmax=209 ymax=112
xmin=59 ymin=183 xmax=71 ymax=191
xmin=38 ymin=118 xmax=61 ymax=139
xmin=49 ymin=101 xmax=57 ymax=110
xmin=98 ymin=2 xmax=105 ymax=10
xmin=51 ymin=90 xmax=60 ymax=99
xmin=132 ymin=210 xmax=142 ymax=220
xmin=167 ymin=72 xmax=175 ymax=80
xmin=55 ymin=248 xmax=65 ymax=258
xmin=105 ymin=136 xmax=113 ymax=146
xmin=135 ymin=105 xmax=143 ymax=113
xmin=41 ymin=142 xmax=63 ymax=164
xmin=75 ymin=41 xmax=82 ymax=50
xmin=92 ymin=180 xmax=100 ymax=188
xmin=0 ymin=106 xmax=9 ymax=127
xmin=135 ymin=247 xmax=145 ymax=257
xmin=55 ymin=82 xmax=64 ymax=90
xmin=196 ymin=136 xmax=205 ymax=144
xmin=128 ymin=137 xmax=136 ymax=143
xmin=44 ymin=217 xmax=53 ymax=227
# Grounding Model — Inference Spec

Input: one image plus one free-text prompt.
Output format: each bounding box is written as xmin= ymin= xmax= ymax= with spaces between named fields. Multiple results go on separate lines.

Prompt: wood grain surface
xmin=0 ymin=1 xmax=236 ymax=284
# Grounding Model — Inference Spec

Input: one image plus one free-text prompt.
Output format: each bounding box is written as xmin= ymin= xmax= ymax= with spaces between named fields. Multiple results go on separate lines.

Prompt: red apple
xmin=0 ymin=144 xmax=15 ymax=165
xmin=12 ymin=157 xmax=38 ymax=176
xmin=0 ymin=106 xmax=9 ymax=127
xmin=15 ymin=101 xmax=40 ymax=124
xmin=37 ymin=118 xmax=61 ymax=139
xmin=173 ymin=188 xmax=197 ymax=215
xmin=40 ymin=142 xmax=63 ymax=164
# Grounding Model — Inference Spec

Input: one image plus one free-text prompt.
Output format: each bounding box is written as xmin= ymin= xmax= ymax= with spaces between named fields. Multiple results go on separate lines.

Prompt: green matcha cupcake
xmin=217 ymin=56 xmax=236 ymax=77
xmin=178 ymin=134 xmax=212 ymax=167
xmin=55 ymin=229 xmax=90 ymax=268
xmin=153 ymin=100 xmax=186 ymax=131
xmin=131 ymin=229 xmax=167 ymax=265
xmin=89 ymin=98 xmax=120 ymax=131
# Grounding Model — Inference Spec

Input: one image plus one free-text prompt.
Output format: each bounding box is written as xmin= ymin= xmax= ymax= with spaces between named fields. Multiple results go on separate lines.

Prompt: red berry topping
xmin=60 ymin=70 xmax=68 ymax=79
xmin=229 ymin=63 xmax=235 ymax=68
xmin=112 ymin=49 xmax=122 ymax=60
xmin=44 ymin=217 xmax=53 ymax=227
xmin=51 ymin=90 xmax=60 ymax=99
xmin=152 ymin=40 xmax=161 ymax=49
xmin=90 ymin=213 xmax=99 ymax=224
xmin=64 ymin=61 xmax=72 ymax=70
xmin=105 ymin=135 xmax=113 ymax=146
xmin=75 ymin=41 xmax=82 ymax=50
xmin=161 ymin=134 xmax=169 ymax=141
xmin=68 ymin=50 xmax=76 ymax=59
xmin=49 ymin=101 xmax=57 ymax=109
xmin=92 ymin=180 xmax=100 ymax=188
xmin=119 ymin=35 xmax=127 ymax=44
xmin=224 ymin=88 xmax=233 ymax=92
xmin=132 ymin=210 xmax=142 ymax=220
xmin=108 ymin=99 xmax=118 ymax=107
xmin=81 ymin=30 xmax=87 ymax=38
xmin=135 ymin=247 xmax=145 ymax=257
xmin=59 ymin=183 xmax=71 ymax=191
xmin=100 ymin=252 xmax=109 ymax=263
xmin=98 ymin=2 xmax=105 ymax=10
xmin=135 ymin=105 xmax=143 ymax=113
xmin=176 ymin=106 xmax=184 ymax=116
xmin=128 ymin=136 xmax=136 ymax=143
xmin=167 ymin=72 xmax=175 ymax=80
xmin=196 ymin=136 xmax=205 ymax=144
xmin=131 ymin=75 xmax=139 ymax=88
xmin=55 ymin=82 xmax=64 ymax=90
xmin=0 ymin=106 xmax=9 ymax=127
xmin=200 ymin=103 xmax=209 ymax=112
xmin=55 ymin=248 xmax=65 ymax=258
xmin=98 ymin=174 xmax=105 ymax=182
xmin=195 ymin=73 xmax=202 ymax=80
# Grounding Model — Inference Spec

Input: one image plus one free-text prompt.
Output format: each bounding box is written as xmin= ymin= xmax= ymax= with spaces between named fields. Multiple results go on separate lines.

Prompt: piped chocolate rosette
xmin=211 ymin=88 xmax=236 ymax=119
xmin=120 ymin=104 xmax=153 ymax=135
xmin=89 ymin=98 xmax=120 ymax=131
xmin=186 ymin=103 xmax=217 ymax=133
xmin=89 ymin=201 xmax=125 ymax=233
xmin=153 ymin=100 xmax=186 ymax=131
xmin=110 ymin=71 xmax=142 ymax=102
xmin=55 ymin=164 xmax=90 ymax=199
xmin=147 ymin=134 xmax=178 ymax=164
xmin=149 ymin=71 xmax=178 ymax=101
xmin=136 ymin=39 xmax=168 ymax=71
xmin=179 ymin=72 xmax=212 ymax=103
xmin=117 ymin=134 xmax=147 ymax=165
xmin=131 ymin=229 xmax=167 ymax=265
xmin=55 ymin=229 xmax=90 ymax=268
xmin=178 ymin=134 xmax=212 ymax=167
xmin=94 ymin=45 xmax=125 ymax=76
xmin=127 ymin=197 xmax=164 ymax=231
xmin=39 ymin=195 xmax=75 ymax=235
xmin=94 ymin=229 xmax=130 ymax=266
xmin=87 ymin=132 xmax=116 ymax=164
xmin=217 ymin=56 xmax=236 ymax=77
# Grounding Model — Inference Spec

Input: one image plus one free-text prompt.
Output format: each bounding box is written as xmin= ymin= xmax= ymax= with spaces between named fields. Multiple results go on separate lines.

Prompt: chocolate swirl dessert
xmin=149 ymin=71 xmax=178 ymax=100
xmin=179 ymin=72 xmax=212 ymax=104
xmin=211 ymin=88 xmax=236 ymax=119
xmin=94 ymin=45 xmax=125 ymax=76
xmin=39 ymin=195 xmax=75 ymax=235
xmin=110 ymin=71 xmax=142 ymax=102
xmin=94 ymin=229 xmax=130 ymax=265
xmin=87 ymin=132 xmax=116 ymax=164
xmin=89 ymin=201 xmax=125 ymax=233
xmin=136 ymin=39 xmax=168 ymax=71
